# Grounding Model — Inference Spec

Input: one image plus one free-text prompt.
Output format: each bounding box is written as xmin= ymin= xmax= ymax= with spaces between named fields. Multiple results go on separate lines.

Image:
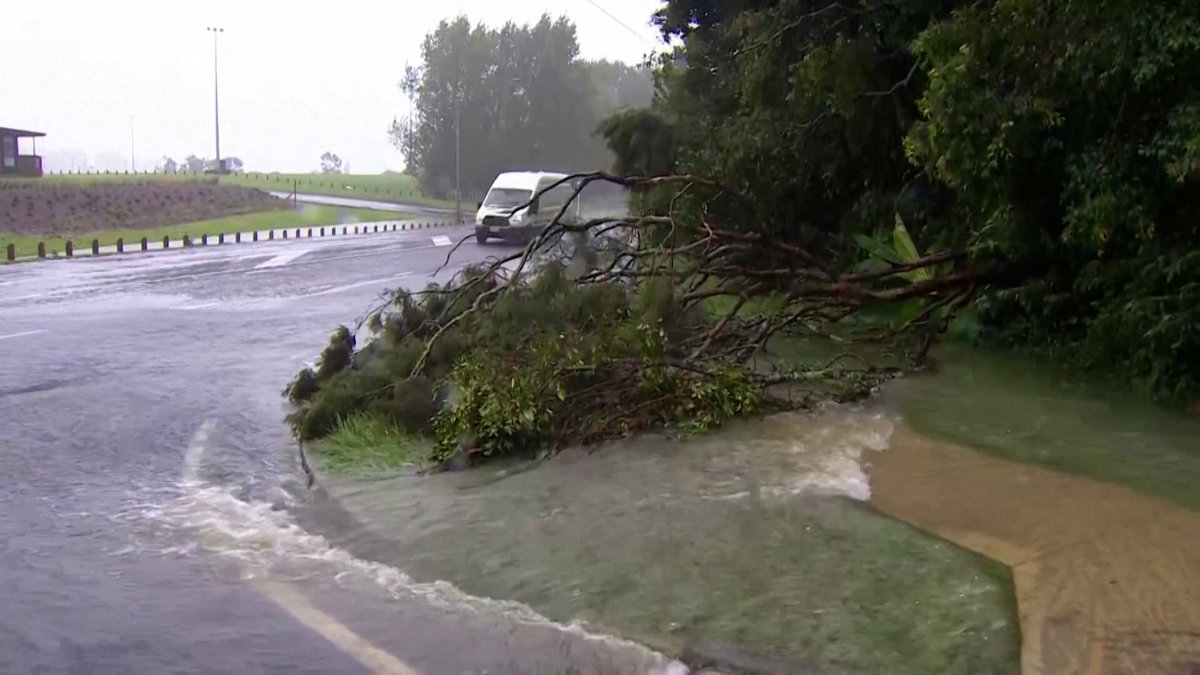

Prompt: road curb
xmin=4 ymin=220 xmax=467 ymax=264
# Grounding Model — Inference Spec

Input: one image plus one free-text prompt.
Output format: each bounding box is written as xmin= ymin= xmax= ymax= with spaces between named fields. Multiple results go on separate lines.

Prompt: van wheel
xmin=475 ymin=233 xmax=489 ymax=245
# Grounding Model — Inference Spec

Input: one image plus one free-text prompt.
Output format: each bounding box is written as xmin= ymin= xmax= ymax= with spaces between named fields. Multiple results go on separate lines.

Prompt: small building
xmin=0 ymin=127 xmax=46 ymax=177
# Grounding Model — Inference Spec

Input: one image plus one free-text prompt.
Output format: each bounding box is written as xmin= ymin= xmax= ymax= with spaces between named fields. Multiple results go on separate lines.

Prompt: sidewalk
xmin=869 ymin=425 xmax=1200 ymax=675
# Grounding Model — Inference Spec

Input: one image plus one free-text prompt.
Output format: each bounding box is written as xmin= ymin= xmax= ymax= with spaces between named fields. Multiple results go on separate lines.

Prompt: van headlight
xmin=510 ymin=211 xmax=524 ymax=223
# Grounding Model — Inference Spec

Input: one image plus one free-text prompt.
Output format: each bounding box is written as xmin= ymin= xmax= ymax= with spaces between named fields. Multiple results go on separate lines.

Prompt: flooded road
xmin=5 ymin=230 xmax=1199 ymax=674
xmin=318 ymin=409 xmax=1020 ymax=675
xmin=314 ymin=346 xmax=1200 ymax=675
xmin=1 ymin=232 xmax=683 ymax=674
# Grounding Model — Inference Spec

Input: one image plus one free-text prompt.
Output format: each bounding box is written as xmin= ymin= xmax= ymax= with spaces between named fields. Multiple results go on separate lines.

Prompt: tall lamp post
xmin=455 ymin=94 xmax=461 ymax=225
xmin=206 ymin=26 xmax=224 ymax=171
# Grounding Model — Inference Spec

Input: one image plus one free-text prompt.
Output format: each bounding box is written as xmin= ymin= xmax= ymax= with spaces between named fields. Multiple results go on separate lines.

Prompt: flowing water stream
xmin=305 ymin=345 xmax=1200 ymax=674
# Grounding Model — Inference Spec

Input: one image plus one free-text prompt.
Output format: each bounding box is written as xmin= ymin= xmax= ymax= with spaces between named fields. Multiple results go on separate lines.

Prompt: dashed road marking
xmin=432 ymin=236 xmax=453 ymax=247
xmin=0 ymin=329 xmax=48 ymax=341
xmin=255 ymin=249 xmax=311 ymax=269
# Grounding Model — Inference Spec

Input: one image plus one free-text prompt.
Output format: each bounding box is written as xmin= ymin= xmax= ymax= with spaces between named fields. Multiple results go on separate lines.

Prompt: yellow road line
xmin=254 ymin=580 xmax=421 ymax=675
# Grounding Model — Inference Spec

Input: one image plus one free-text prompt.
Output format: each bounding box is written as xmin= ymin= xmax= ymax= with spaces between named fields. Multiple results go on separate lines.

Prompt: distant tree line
xmin=390 ymin=14 xmax=653 ymax=197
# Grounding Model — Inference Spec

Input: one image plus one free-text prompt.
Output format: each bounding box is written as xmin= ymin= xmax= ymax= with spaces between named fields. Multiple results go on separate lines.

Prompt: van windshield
xmin=482 ymin=188 xmax=532 ymax=209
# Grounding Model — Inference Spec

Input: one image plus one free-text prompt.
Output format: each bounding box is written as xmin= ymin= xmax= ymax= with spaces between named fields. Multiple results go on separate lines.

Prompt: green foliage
xmin=596 ymin=109 xmax=677 ymax=177
xmin=907 ymin=0 xmax=1200 ymax=399
xmin=314 ymin=413 xmax=425 ymax=474
xmin=631 ymin=0 xmax=1200 ymax=401
xmin=285 ymin=263 xmax=776 ymax=468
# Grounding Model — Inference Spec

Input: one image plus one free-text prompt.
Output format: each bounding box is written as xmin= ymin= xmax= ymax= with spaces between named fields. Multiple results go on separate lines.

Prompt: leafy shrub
xmin=285 ymin=262 xmax=772 ymax=467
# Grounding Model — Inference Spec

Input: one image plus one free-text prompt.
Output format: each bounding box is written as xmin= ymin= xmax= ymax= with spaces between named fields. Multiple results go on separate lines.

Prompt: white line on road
xmin=178 ymin=421 xmax=418 ymax=673
xmin=253 ymin=580 xmax=419 ymax=675
xmin=255 ymin=249 xmax=311 ymax=269
xmin=181 ymin=419 xmax=217 ymax=485
xmin=294 ymin=273 xmax=412 ymax=299
xmin=179 ymin=302 xmax=221 ymax=311
xmin=0 ymin=329 xmax=48 ymax=341
xmin=432 ymin=235 xmax=453 ymax=247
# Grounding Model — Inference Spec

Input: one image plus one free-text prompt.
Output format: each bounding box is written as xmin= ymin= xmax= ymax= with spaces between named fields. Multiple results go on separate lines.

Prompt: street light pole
xmin=455 ymin=94 xmax=461 ymax=225
xmin=129 ymin=116 xmax=135 ymax=172
xmin=207 ymin=26 xmax=224 ymax=171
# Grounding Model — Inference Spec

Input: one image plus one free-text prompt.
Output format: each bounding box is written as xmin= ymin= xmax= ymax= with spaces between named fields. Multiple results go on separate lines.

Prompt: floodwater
xmin=316 ymin=408 xmax=1020 ymax=674
xmin=312 ymin=346 xmax=1200 ymax=675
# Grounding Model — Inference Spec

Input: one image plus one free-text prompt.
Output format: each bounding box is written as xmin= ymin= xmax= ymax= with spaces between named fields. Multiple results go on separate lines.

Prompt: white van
xmin=474 ymin=171 xmax=582 ymax=244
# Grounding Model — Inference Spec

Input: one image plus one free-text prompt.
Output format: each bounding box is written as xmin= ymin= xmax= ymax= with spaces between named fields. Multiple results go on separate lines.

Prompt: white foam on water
xmin=125 ymin=469 xmax=688 ymax=674
xmin=703 ymin=406 xmax=895 ymax=502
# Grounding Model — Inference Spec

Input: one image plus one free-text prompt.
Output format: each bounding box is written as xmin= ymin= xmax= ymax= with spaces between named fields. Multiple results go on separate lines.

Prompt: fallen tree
xmin=285 ymin=173 xmax=993 ymax=467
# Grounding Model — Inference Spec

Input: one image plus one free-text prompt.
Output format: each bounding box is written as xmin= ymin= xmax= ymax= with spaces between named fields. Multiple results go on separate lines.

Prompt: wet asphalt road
xmin=0 ymin=231 xmax=675 ymax=674
xmin=270 ymin=192 xmax=456 ymax=219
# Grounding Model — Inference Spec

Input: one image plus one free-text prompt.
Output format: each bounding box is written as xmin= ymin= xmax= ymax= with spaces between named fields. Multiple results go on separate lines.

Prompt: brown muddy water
xmin=312 ymin=347 xmax=1200 ymax=675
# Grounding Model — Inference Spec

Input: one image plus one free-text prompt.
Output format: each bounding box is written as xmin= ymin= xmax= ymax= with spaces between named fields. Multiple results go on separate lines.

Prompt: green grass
xmin=895 ymin=344 xmax=1200 ymax=510
xmin=2 ymin=205 xmax=405 ymax=259
xmin=311 ymin=414 xmax=428 ymax=474
xmin=5 ymin=171 xmax=464 ymax=208
xmin=219 ymin=172 xmax=462 ymax=209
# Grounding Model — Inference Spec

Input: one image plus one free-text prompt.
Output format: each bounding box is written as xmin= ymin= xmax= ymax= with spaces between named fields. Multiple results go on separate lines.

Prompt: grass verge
xmin=219 ymin=172 xmax=463 ymax=209
xmin=893 ymin=344 xmax=1200 ymax=510
xmin=5 ymin=172 xmax=464 ymax=209
xmin=2 ymin=205 xmax=407 ymax=259
xmin=311 ymin=414 xmax=428 ymax=474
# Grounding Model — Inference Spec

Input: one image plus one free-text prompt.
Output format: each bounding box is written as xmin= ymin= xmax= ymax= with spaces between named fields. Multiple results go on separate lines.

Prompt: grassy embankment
xmin=2 ymin=206 xmax=405 ymax=259
xmin=219 ymin=172 xmax=461 ymax=209
xmin=0 ymin=176 xmax=411 ymax=259
xmin=28 ymin=170 xmax=463 ymax=208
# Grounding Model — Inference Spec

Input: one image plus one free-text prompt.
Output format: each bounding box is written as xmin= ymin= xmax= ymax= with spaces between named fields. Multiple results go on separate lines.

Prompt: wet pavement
xmin=271 ymin=192 xmax=456 ymax=218
xmin=0 ymin=231 xmax=683 ymax=674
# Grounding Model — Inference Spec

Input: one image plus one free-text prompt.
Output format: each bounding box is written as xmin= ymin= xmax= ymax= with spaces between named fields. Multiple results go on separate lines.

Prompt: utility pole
xmin=207 ymin=26 xmax=224 ymax=171
xmin=455 ymin=94 xmax=461 ymax=225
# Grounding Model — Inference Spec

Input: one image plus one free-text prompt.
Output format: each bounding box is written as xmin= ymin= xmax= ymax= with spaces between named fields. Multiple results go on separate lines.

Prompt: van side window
xmin=536 ymin=180 xmax=575 ymax=214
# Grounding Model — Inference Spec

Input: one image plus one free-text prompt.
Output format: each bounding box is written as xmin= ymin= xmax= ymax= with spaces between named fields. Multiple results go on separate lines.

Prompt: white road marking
xmin=180 ymin=419 xmax=217 ymax=485
xmin=255 ymin=249 xmax=311 ymax=269
xmin=432 ymin=235 xmax=453 ymax=247
xmin=0 ymin=329 xmax=48 ymax=341
xmin=179 ymin=302 xmax=221 ymax=311
xmin=252 ymin=580 xmax=419 ymax=675
xmin=0 ymin=281 xmax=14 ymax=287
xmin=178 ymin=421 xmax=418 ymax=673
xmin=294 ymin=273 xmax=412 ymax=299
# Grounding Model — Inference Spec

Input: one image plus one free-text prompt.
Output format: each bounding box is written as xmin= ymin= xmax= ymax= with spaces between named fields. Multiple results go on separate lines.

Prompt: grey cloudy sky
xmin=1 ymin=0 xmax=663 ymax=173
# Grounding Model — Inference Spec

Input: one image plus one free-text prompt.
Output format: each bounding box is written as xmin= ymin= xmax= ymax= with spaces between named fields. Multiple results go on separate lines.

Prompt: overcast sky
xmin=1 ymin=0 xmax=663 ymax=173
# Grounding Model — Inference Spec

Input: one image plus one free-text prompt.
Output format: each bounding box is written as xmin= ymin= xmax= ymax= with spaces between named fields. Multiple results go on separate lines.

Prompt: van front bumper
xmin=475 ymin=224 xmax=535 ymax=242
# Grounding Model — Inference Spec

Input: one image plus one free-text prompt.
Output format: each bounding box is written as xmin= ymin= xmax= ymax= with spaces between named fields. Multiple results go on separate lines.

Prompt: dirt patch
xmin=0 ymin=180 xmax=287 ymax=235
xmin=870 ymin=424 xmax=1200 ymax=675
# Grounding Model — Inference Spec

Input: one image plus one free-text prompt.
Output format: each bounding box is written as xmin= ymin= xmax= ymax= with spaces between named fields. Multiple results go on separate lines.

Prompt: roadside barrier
xmin=4 ymin=220 xmax=464 ymax=263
